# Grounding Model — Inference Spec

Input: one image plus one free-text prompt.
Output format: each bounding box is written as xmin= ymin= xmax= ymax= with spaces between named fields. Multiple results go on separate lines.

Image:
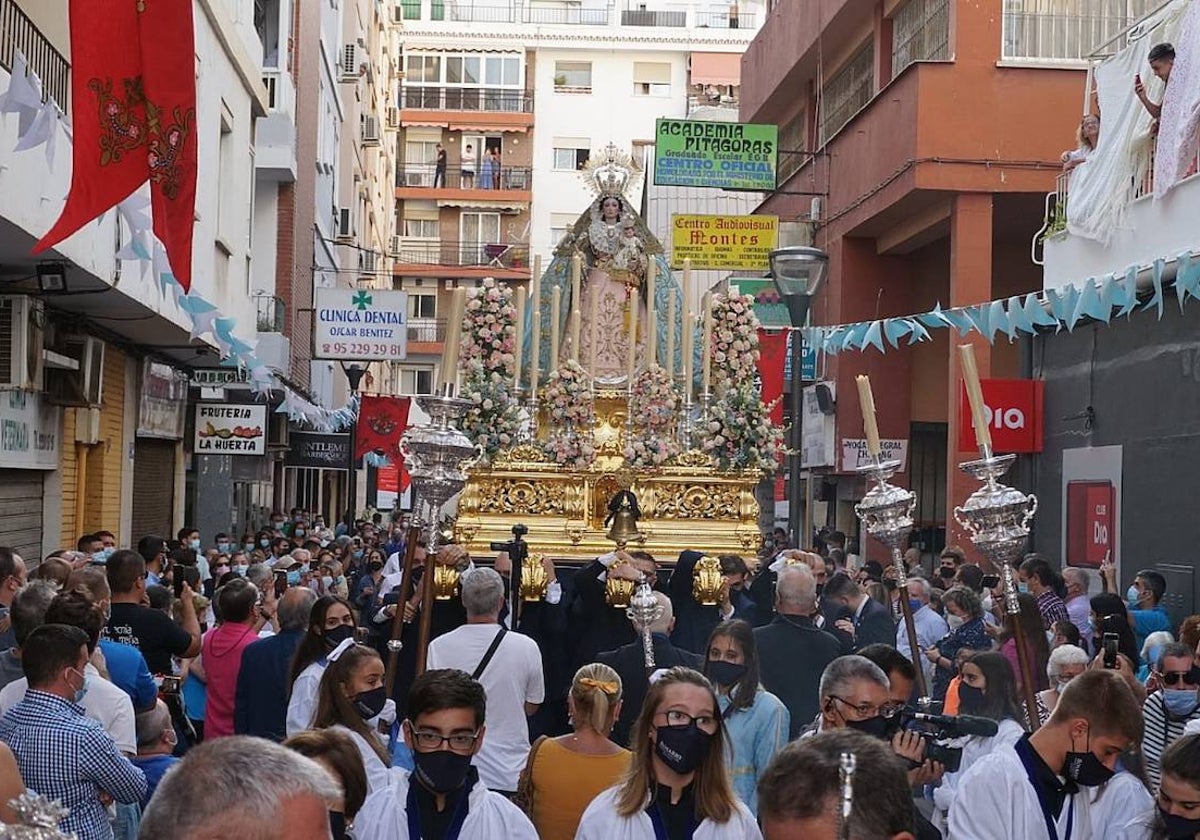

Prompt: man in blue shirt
xmin=0 ymin=623 xmax=145 ymax=840
xmin=132 ymin=700 xmax=180 ymax=809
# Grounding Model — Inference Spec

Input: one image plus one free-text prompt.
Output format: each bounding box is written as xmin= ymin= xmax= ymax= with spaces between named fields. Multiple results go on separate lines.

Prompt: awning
xmin=690 ymin=52 xmax=741 ymax=87
xmin=447 ymin=123 xmax=529 ymax=133
xmin=436 ymin=198 xmax=527 ymax=211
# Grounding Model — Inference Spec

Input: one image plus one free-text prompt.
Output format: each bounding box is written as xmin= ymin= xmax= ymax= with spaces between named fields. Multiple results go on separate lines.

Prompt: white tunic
xmin=352 ymin=768 xmax=539 ymax=840
xmin=1087 ymin=772 xmax=1154 ymax=840
xmin=947 ymin=745 xmax=1093 ymax=840
xmin=575 ymin=787 xmax=763 ymax=840
xmin=286 ymin=660 xmax=396 ymax=737
xmin=933 ymin=718 xmax=1026 ymax=824
xmin=331 ymin=724 xmax=391 ymax=794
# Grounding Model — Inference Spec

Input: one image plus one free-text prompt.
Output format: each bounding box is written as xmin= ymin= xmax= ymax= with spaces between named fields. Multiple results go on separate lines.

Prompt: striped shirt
xmin=0 ymin=690 xmax=145 ymax=840
xmin=1143 ymin=691 xmax=1200 ymax=790
xmin=1035 ymin=590 xmax=1071 ymax=628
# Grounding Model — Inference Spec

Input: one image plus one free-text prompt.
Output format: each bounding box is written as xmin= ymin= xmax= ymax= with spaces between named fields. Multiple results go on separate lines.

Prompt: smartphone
xmin=981 ymin=574 xmax=1000 ymax=590
xmin=1103 ymin=632 xmax=1120 ymax=669
xmin=173 ymin=566 xmax=201 ymax=600
xmin=274 ymin=571 xmax=288 ymax=599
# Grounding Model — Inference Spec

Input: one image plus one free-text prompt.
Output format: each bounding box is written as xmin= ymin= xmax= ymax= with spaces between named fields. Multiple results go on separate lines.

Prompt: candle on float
xmin=439 ymin=287 xmax=467 ymax=390
xmin=855 ymin=374 xmax=882 ymax=458
xmin=627 ymin=296 xmax=639 ymax=384
xmin=958 ymin=343 xmax=993 ymax=453
xmin=682 ymin=258 xmax=693 ymax=320
xmin=512 ymin=285 xmax=526 ymax=392
xmin=588 ymin=280 xmax=599 ymax=380
xmin=529 ymin=255 xmax=542 ymax=397
xmin=666 ymin=288 xmax=676 ymax=379
xmin=570 ymin=253 xmax=582 ymax=360
xmin=683 ymin=309 xmax=695 ymax=399
xmin=700 ymin=293 xmax=713 ymax=394
xmin=550 ymin=286 xmax=562 ymax=369
xmin=569 ymin=308 xmax=581 ymax=363
xmin=646 ymin=258 xmax=657 ymax=367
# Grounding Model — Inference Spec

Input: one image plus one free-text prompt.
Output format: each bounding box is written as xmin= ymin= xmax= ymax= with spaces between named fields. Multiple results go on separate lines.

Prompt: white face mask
xmin=981 ymin=594 xmax=994 ymax=612
xmin=947 ymin=614 xmax=965 ymax=631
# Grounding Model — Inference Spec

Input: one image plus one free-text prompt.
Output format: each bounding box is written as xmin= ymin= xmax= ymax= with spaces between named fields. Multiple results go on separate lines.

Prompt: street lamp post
xmin=769 ymin=246 xmax=828 ymax=550
xmin=341 ymin=362 xmax=368 ymax=530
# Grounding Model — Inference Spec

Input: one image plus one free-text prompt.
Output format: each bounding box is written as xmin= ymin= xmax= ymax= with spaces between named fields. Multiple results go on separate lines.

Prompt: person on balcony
xmin=1135 ymin=42 xmax=1174 ymax=121
xmin=1061 ymin=114 xmax=1099 ymax=172
xmin=480 ymin=149 xmax=496 ymax=191
xmin=433 ymin=143 xmax=446 ymax=188
xmin=462 ymin=144 xmax=476 ymax=188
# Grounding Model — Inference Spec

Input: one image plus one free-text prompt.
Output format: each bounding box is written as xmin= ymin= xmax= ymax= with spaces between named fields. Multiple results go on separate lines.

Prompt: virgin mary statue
xmin=528 ymin=143 xmax=684 ymax=387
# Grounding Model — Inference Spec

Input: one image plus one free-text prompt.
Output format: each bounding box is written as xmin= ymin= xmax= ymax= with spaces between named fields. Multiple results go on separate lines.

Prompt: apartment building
xmin=390 ymin=0 xmax=762 ymax=389
xmin=740 ymin=0 xmax=1154 ymax=554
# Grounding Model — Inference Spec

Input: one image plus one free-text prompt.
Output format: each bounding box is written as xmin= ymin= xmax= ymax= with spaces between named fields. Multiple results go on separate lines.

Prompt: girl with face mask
xmin=311 ymin=641 xmax=392 ymax=794
xmin=1146 ymin=735 xmax=1200 ymax=840
xmin=702 ymin=621 xmax=788 ymax=817
xmin=283 ymin=728 xmax=369 ymax=840
xmin=574 ymin=667 xmax=760 ymax=840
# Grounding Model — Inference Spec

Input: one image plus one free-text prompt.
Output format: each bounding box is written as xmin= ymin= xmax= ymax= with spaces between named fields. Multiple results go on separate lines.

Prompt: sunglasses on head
xmin=1160 ymin=667 xmax=1200 ymax=686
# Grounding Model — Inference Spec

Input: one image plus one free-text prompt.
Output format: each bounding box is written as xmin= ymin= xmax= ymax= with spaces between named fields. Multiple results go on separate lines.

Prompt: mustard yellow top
xmin=530 ymin=736 xmax=632 ymax=840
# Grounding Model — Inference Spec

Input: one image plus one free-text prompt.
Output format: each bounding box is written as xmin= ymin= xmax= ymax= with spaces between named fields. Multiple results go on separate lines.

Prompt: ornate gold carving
xmin=655 ymin=483 xmax=740 ymax=520
xmin=520 ymin=554 xmax=549 ymax=602
xmin=475 ymin=479 xmax=567 ymax=516
xmin=673 ymin=449 xmax=715 ymax=468
xmin=692 ymin=555 xmax=723 ymax=606
xmin=564 ymin=521 xmax=587 ymax=545
xmin=492 ymin=444 xmax=551 ymax=466
xmin=432 ymin=564 xmax=460 ymax=600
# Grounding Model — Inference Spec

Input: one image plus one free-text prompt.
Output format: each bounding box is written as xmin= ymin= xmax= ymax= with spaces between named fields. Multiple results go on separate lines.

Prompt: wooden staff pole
xmin=384 ymin=525 xmax=423 ymax=697
xmin=415 ymin=545 xmax=438 ymax=676
xmin=892 ymin=552 xmax=929 ymax=699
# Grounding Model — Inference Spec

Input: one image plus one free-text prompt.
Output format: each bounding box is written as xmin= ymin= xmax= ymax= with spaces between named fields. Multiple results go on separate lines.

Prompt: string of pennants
xmin=800 ymin=254 xmax=1200 ymax=355
xmin=0 ymin=52 xmax=356 ymax=433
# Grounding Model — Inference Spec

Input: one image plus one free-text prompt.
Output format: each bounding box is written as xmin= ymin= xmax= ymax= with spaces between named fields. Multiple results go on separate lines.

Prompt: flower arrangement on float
xmin=624 ymin=365 xmax=681 ymax=467
xmin=541 ymin=360 xmax=597 ymax=468
xmin=458 ymin=278 xmax=522 ymax=460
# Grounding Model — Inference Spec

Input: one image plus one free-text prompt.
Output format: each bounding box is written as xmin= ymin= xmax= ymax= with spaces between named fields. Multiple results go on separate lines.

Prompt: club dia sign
xmin=670 ymin=214 xmax=778 ymax=270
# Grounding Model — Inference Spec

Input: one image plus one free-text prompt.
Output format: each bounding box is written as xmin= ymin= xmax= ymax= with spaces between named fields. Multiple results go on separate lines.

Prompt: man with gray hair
xmin=0 ymin=580 xmax=58 ymax=691
xmin=755 ymin=564 xmax=842 ymax=737
xmin=236 ymin=586 xmax=316 ymax=741
xmin=597 ymin=590 xmax=704 ymax=747
xmin=895 ymin=577 xmax=948 ymax=689
xmin=813 ymin=654 xmax=892 ymax=734
xmin=427 ymin=567 xmax=544 ymax=793
xmin=1062 ymin=566 xmax=1093 ymax=649
xmin=138 ymin=735 xmax=340 ymax=840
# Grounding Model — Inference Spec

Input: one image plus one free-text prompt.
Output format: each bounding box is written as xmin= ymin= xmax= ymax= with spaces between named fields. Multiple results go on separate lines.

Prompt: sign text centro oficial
xmin=670 ymin=214 xmax=778 ymax=270
xmin=654 ymin=118 xmax=778 ymax=191
xmin=194 ymin=404 xmax=267 ymax=455
xmin=314 ymin=288 xmax=408 ymax=362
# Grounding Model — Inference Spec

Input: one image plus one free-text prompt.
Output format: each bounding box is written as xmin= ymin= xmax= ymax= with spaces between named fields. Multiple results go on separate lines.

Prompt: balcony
xmin=400 ymin=0 xmax=763 ymax=31
xmin=255 ymin=295 xmax=286 ymax=332
xmin=0 ymin=0 xmax=68 ymax=105
xmin=406 ymin=318 xmax=447 ymax=355
xmin=694 ymin=9 xmax=755 ymax=28
xmin=438 ymin=2 xmax=611 ymax=23
xmin=398 ymin=86 xmax=535 ymax=132
xmin=394 ymin=164 xmax=532 ymax=205
xmin=256 ymin=67 xmax=298 ymax=181
xmin=620 ymin=8 xmax=684 ymax=26
xmin=392 ymin=239 xmax=531 ymax=279
xmin=1000 ymin=0 xmax=1157 ymax=64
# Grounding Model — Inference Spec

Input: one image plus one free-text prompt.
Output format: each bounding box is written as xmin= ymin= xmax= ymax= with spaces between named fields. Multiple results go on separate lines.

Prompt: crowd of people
xmin=0 ymin=514 xmax=1199 ymax=839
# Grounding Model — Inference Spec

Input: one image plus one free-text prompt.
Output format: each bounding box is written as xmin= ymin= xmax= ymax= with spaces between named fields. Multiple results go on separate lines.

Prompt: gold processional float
xmin=424 ymin=145 xmax=775 ymax=606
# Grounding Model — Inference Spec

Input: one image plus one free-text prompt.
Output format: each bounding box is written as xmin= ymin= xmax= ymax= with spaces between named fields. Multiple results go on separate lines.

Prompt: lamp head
xmin=769 ymin=246 xmax=828 ymax=301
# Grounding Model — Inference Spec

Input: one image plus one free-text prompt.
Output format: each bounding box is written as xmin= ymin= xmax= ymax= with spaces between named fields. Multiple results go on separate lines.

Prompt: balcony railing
xmin=399 ymin=86 xmax=534 ymax=113
xmin=694 ymin=10 xmax=755 ymax=28
xmin=394 ymin=240 xmax=531 ymax=269
xmin=396 ymin=163 xmax=531 ymax=191
xmin=255 ymin=295 xmax=286 ymax=333
xmin=1001 ymin=0 xmax=1156 ymax=62
xmin=407 ymin=318 xmax=447 ymax=342
xmin=526 ymin=5 xmax=611 ymax=24
xmin=620 ymin=8 xmax=685 ymax=26
xmin=0 ymin=0 xmax=69 ymax=105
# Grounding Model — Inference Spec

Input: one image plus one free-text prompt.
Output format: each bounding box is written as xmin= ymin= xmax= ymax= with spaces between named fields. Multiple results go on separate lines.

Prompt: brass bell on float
xmin=606 ymin=500 xmax=641 ymax=549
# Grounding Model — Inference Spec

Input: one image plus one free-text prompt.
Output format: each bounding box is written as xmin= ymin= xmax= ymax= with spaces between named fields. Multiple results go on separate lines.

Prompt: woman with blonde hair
xmin=575 ymin=667 xmax=761 ymax=840
xmin=1061 ymin=113 xmax=1100 ymax=171
xmin=523 ymin=663 xmax=631 ymax=840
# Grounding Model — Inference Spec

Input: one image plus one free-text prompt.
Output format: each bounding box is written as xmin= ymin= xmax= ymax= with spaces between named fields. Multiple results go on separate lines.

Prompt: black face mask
xmin=957 ymin=683 xmax=985 ymax=716
xmin=707 ymin=660 xmax=747 ymax=688
xmin=654 ymin=722 xmax=713 ymax=774
xmin=323 ymin=625 xmax=355 ymax=649
xmin=1064 ymin=733 xmax=1116 ymax=787
xmin=352 ymin=686 xmax=388 ymax=720
xmin=1160 ymin=806 xmax=1200 ymax=840
xmin=329 ymin=811 xmax=347 ymax=840
xmin=844 ymin=714 xmax=890 ymax=741
xmin=939 ymin=566 xmax=957 ymax=580
xmin=367 ymin=561 xmax=384 ymax=574
xmin=814 ymin=583 xmax=825 ymax=598
xmin=413 ymin=749 xmax=473 ymax=794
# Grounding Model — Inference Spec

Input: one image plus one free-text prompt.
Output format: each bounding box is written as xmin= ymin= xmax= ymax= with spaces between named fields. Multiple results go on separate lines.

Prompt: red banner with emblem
xmin=34 ymin=0 xmax=198 ymax=290
xmin=355 ymin=395 xmax=411 ymax=462
xmin=756 ymin=328 xmax=788 ymax=425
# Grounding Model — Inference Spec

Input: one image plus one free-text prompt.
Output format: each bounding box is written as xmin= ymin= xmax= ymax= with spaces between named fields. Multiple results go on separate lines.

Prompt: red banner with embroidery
xmin=34 ymin=0 xmax=197 ymax=291
xmin=757 ymin=328 xmax=788 ymax=425
xmin=355 ymin=396 xmax=412 ymax=462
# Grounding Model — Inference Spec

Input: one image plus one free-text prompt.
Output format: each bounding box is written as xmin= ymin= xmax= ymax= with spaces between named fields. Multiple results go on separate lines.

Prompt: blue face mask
xmin=68 ymin=668 xmax=89 ymax=704
xmin=1163 ymin=689 xmax=1200 ymax=718
xmin=103 ymin=547 xmax=116 ymax=560
xmin=234 ymin=564 xmax=249 ymax=576
xmin=260 ymin=538 xmax=271 ymax=548
xmin=294 ymin=529 xmax=306 ymax=538
xmin=908 ymin=598 xmax=923 ymax=613
xmin=91 ymin=551 xmax=106 ymax=565
xmin=287 ymin=570 xmax=301 ymax=586
xmin=353 ymin=549 xmax=364 ymax=559
xmin=1127 ymin=585 xmax=1142 ymax=608
xmin=217 ymin=542 xmax=231 ymax=554
xmin=1017 ymin=581 xmax=1030 ymax=594
xmin=321 ymin=575 xmax=334 ymax=589
xmin=190 ymin=539 xmax=201 ymax=551
xmin=244 ymin=543 xmax=255 ymax=553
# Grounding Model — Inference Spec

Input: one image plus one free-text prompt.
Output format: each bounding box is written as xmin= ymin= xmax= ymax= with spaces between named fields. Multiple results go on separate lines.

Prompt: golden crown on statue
xmin=582 ymin=142 xmax=641 ymax=198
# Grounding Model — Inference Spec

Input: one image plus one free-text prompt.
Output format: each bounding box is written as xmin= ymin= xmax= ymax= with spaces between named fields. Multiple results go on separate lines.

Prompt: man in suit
xmin=823 ymin=571 xmax=897 ymax=651
xmin=596 ymin=591 xmax=703 ymax=748
xmin=234 ymin=587 xmax=315 ymax=741
xmin=754 ymin=564 xmax=843 ymax=738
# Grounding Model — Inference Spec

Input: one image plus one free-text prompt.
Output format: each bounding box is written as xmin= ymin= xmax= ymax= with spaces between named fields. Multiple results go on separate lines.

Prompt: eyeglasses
xmin=1160 ymin=669 xmax=1200 ymax=687
xmin=656 ymin=709 xmax=719 ymax=734
xmin=407 ymin=725 xmax=480 ymax=752
xmin=830 ymin=696 xmax=901 ymax=720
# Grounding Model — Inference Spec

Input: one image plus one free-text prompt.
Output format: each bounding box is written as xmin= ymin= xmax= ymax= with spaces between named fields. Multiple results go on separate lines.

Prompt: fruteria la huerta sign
xmin=653 ymin=118 xmax=778 ymax=191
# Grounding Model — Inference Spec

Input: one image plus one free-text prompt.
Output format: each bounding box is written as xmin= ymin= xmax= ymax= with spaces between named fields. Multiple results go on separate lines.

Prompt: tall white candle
xmin=683 ymin=309 xmax=694 ymax=399
xmin=570 ymin=253 xmax=582 ymax=360
xmin=627 ymin=297 xmax=639 ymax=384
xmin=646 ymin=259 xmax=657 ymax=367
xmin=855 ymin=374 xmax=882 ymax=457
xmin=701 ymin=293 xmax=713 ymax=394
xmin=682 ymin=258 xmax=693 ymax=321
xmin=512 ymin=285 xmax=526 ymax=392
xmin=550 ymin=286 xmax=562 ymax=370
xmin=529 ymin=255 xmax=542 ymax=397
xmin=439 ymin=287 xmax=467 ymax=390
xmin=666 ymin=288 xmax=676 ymax=379
xmin=959 ymin=343 xmax=993 ymax=453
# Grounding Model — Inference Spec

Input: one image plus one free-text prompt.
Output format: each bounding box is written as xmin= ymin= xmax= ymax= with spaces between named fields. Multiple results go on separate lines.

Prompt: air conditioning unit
xmin=341 ymin=44 xmax=366 ymax=80
xmin=0 ymin=296 xmax=44 ymax=391
xmin=362 ymin=115 xmax=381 ymax=146
xmin=45 ymin=334 xmax=104 ymax=407
xmin=268 ymin=412 xmax=290 ymax=448
xmin=389 ymin=234 xmax=402 ymax=256
xmin=386 ymin=107 xmax=400 ymax=130
xmin=336 ymin=207 xmax=354 ymax=241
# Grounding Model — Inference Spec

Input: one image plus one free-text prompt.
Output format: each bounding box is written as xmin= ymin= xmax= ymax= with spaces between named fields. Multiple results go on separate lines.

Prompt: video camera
xmin=489 ymin=523 xmax=529 ymax=563
xmin=899 ymin=709 xmax=1001 ymax=774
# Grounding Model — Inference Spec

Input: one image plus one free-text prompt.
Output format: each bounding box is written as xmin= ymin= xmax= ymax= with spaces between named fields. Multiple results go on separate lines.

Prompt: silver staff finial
xmin=838 ymin=751 xmax=857 ymax=840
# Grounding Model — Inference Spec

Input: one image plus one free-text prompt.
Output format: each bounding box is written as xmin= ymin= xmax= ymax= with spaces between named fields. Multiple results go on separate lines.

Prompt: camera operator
xmin=931 ymin=651 xmax=1027 ymax=830
xmin=857 ymin=644 xmax=945 ymax=787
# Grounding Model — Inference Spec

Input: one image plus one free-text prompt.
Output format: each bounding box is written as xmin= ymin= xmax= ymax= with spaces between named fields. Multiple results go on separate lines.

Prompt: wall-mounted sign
xmin=654 ymin=118 xmax=778 ymax=191
xmin=670 ymin=214 xmax=778 ymax=270
xmin=957 ymin=379 xmax=1044 ymax=453
xmin=841 ymin=438 xmax=908 ymax=472
xmin=1066 ymin=480 xmax=1115 ymax=569
xmin=285 ymin=431 xmax=351 ymax=470
xmin=190 ymin=368 xmax=249 ymax=386
xmin=0 ymin=391 xmax=59 ymax=470
xmin=194 ymin=404 xmax=266 ymax=455
xmin=138 ymin=360 xmax=188 ymax=440
xmin=314 ymin=288 xmax=408 ymax=361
